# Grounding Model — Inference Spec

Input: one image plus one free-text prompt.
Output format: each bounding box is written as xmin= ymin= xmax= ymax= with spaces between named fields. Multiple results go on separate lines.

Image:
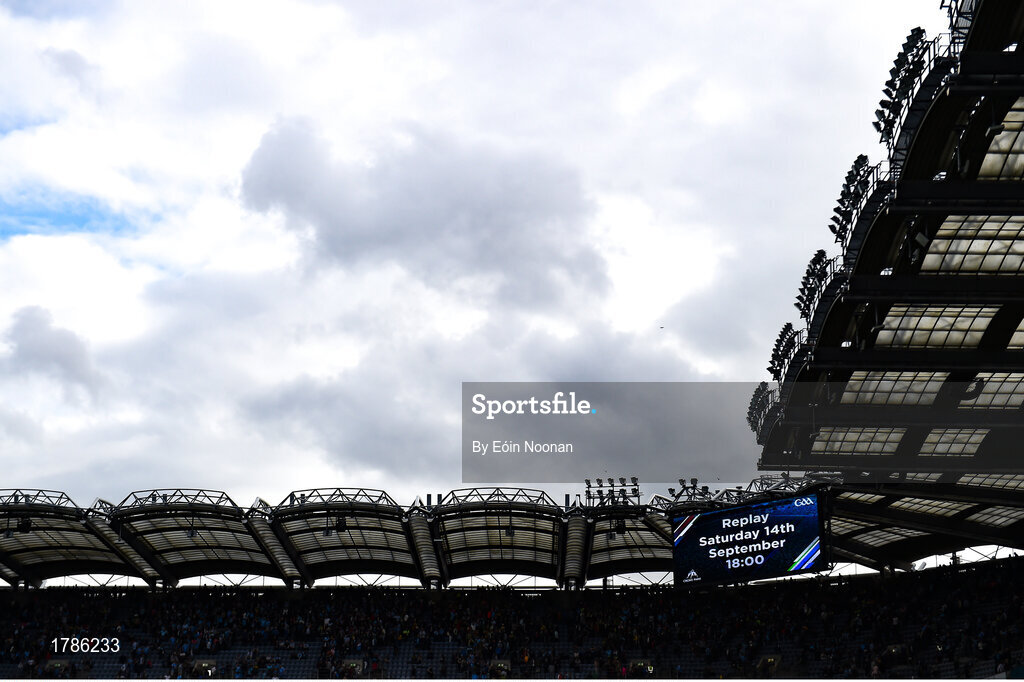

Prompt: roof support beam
xmin=85 ymin=517 xmax=163 ymax=586
xmin=889 ymin=180 xmax=1024 ymax=215
xmin=245 ymin=517 xmax=303 ymax=587
xmin=265 ymin=520 xmax=314 ymax=587
xmin=0 ymin=549 xmax=42 ymax=588
xmin=837 ymin=483 xmax=1024 ymax=509
xmin=784 ymin=405 xmax=1024 ymax=428
xmin=107 ymin=518 xmax=178 ymax=587
xmin=808 ymin=348 xmax=1024 ymax=372
xmin=561 ymin=516 xmax=589 ymax=587
xmin=834 ymin=501 xmax=1024 ymax=549
xmin=845 ymin=275 xmax=1024 ymax=304
xmin=406 ymin=514 xmax=443 ymax=588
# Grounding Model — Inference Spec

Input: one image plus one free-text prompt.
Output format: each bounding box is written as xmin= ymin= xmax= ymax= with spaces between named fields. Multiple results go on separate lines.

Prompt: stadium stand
xmin=0 ymin=556 xmax=1021 ymax=678
xmin=4 ymin=0 xmax=1024 ymax=679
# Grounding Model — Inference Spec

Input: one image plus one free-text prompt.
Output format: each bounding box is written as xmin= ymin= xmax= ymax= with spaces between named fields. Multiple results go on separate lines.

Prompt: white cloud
xmin=0 ymin=0 xmax=951 ymax=506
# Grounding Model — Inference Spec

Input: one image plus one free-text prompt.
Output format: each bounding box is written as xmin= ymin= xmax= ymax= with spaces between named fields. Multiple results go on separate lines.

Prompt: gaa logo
xmin=793 ymin=497 xmax=814 ymax=507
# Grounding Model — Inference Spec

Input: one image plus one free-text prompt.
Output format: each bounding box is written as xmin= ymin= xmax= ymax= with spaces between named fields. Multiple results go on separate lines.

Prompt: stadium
xmin=4 ymin=0 xmax=1024 ymax=678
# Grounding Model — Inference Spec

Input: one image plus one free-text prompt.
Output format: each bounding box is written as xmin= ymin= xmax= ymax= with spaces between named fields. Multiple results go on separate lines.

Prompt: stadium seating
xmin=1 ymin=555 xmax=1021 ymax=678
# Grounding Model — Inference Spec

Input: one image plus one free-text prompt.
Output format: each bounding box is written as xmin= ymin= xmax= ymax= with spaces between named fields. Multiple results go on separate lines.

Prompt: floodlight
xmin=505 ymin=526 xmax=515 ymax=538
xmin=615 ymin=520 xmax=626 ymax=534
xmin=3 ymin=529 xmax=12 ymax=539
xmin=667 ymin=488 xmax=676 ymax=497
xmin=335 ymin=517 xmax=347 ymax=532
xmin=619 ymin=477 xmax=626 ymax=486
xmin=690 ymin=478 xmax=698 ymax=487
xmin=323 ymin=528 xmax=333 ymax=537
xmin=596 ymin=478 xmax=603 ymax=487
xmin=186 ymin=528 xmax=197 ymax=538
xmin=585 ymin=479 xmax=591 ymax=488
xmin=631 ymin=477 xmax=638 ymax=486
xmin=16 ymin=518 xmax=31 ymax=533
xmin=987 ymin=124 xmax=1005 ymax=137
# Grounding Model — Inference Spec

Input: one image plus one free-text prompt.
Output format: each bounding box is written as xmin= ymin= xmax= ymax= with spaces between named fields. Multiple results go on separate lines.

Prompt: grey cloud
xmin=241 ymin=314 xmax=760 ymax=486
xmin=41 ymin=48 xmax=99 ymax=95
xmin=241 ymin=120 xmax=607 ymax=309
xmin=663 ymin=252 xmax=810 ymax=380
xmin=0 ymin=407 xmax=43 ymax=443
xmin=3 ymin=306 xmax=102 ymax=396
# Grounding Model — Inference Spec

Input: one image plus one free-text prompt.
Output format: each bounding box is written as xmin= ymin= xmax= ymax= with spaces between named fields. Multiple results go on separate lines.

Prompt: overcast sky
xmin=0 ymin=0 xmax=950 ymax=510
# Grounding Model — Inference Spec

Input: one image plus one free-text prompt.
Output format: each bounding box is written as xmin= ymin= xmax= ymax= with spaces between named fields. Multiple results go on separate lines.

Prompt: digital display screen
xmin=673 ymin=494 xmax=825 ymax=587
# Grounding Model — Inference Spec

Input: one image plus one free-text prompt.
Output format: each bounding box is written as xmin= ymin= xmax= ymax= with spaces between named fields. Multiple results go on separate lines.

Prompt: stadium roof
xmin=2 ymin=477 xmax=1022 ymax=588
xmin=742 ymin=0 xmax=1024 ymax=571
xmin=751 ymin=0 xmax=1024 ymax=475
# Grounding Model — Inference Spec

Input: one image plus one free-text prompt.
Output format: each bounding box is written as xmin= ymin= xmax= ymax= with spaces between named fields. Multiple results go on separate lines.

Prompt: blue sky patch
xmin=0 ymin=192 xmax=135 ymax=240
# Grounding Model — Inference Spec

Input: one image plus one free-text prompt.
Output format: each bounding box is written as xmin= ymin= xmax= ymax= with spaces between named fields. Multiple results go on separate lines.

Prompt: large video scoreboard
xmin=673 ymin=494 xmax=825 ymax=587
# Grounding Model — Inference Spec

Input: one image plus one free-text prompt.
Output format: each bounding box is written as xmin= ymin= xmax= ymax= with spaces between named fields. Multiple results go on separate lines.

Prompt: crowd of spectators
xmin=0 ymin=555 xmax=1021 ymax=678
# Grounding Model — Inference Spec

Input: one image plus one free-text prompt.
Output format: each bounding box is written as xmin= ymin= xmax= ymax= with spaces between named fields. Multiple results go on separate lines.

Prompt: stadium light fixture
xmin=585 ymin=479 xmax=591 ymax=488
xmin=186 ymin=528 xmax=197 ymax=538
xmin=2 ymin=529 xmax=11 ymax=539
xmin=690 ymin=478 xmax=698 ymax=487
xmin=619 ymin=477 xmax=626 ymax=486
xmin=16 ymin=518 xmax=31 ymax=533
xmin=596 ymin=478 xmax=603 ymax=487
xmin=505 ymin=526 xmax=515 ymax=538
xmin=631 ymin=477 xmax=638 ymax=486
xmin=323 ymin=528 xmax=333 ymax=537
xmin=335 ymin=517 xmax=347 ymax=532
xmin=667 ymin=488 xmax=676 ymax=497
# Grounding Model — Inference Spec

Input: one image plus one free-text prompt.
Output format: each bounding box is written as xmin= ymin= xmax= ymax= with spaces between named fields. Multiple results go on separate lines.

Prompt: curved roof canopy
xmin=753 ymin=0 xmax=1024 ymax=477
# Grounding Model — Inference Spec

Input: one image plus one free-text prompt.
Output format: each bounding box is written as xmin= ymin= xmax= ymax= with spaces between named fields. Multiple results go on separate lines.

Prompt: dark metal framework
xmin=5 ymin=475 xmax=1020 ymax=588
xmin=738 ymin=0 xmax=1024 ymax=572
xmin=752 ymin=0 xmax=1024 ymax=477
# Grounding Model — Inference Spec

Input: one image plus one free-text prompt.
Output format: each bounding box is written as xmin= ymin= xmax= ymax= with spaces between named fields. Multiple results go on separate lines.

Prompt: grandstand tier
xmin=750 ymin=0 xmax=1024 ymax=476
xmin=1 ymin=557 xmax=1022 ymax=679
xmin=2 ymin=478 xmax=1023 ymax=588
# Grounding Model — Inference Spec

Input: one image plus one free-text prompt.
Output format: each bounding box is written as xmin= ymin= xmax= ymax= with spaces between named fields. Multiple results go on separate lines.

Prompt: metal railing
xmin=277 ymin=488 xmax=399 ymax=509
xmin=886 ymin=34 xmax=958 ymax=177
xmin=0 ymin=489 xmax=79 ymax=508
xmin=836 ymin=162 xmax=892 ymax=255
xmin=942 ymin=0 xmax=978 ymax=56
xmin=116 ymin=488 xmax=238 ymax=510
